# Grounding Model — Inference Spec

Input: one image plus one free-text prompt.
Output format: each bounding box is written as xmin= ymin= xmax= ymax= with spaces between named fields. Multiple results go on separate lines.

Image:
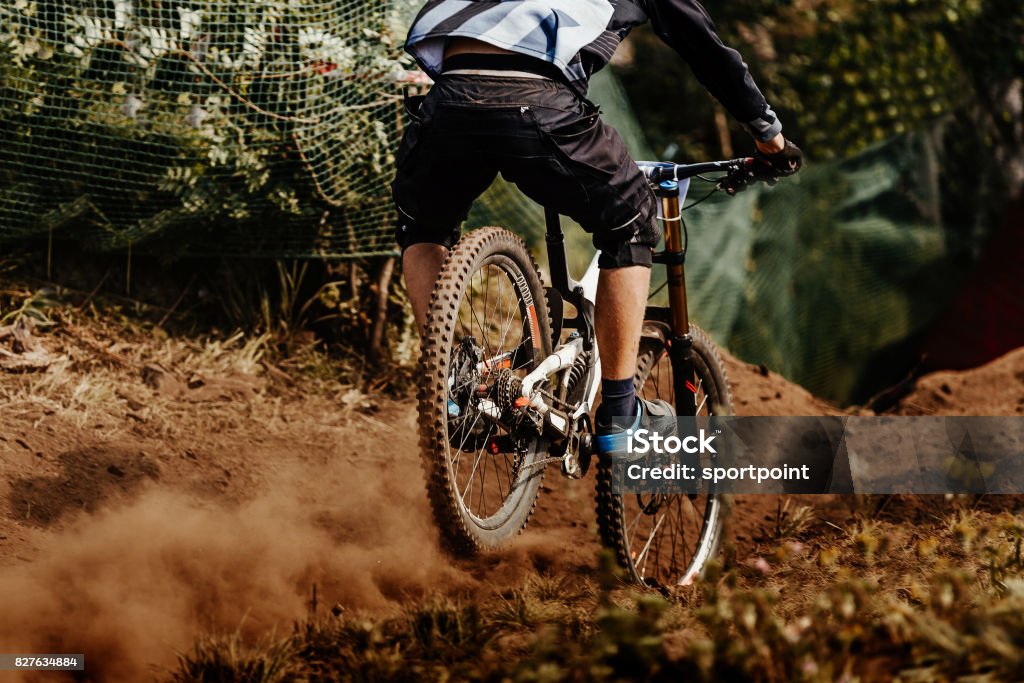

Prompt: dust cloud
xmin=0 ymin=460 xmax=479 ymax=682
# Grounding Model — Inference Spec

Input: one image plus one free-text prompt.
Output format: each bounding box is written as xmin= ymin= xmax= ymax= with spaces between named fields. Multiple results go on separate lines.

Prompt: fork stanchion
xmin=657 ymin=181 xmax=689 ymax=337
xmin=654 ymin=180 xmax=698 ymax=417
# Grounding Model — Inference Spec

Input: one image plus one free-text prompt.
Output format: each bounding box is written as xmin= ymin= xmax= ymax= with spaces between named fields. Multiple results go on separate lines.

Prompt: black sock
xmin=599 ymin=377 xmax=637 ymax=425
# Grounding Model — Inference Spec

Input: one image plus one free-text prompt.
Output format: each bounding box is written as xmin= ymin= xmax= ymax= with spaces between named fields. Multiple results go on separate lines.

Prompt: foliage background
xmin=606 ymin=0 xmax=1022 ymax=403
xmin=1 ymin=0 xmax=1021 ymax=401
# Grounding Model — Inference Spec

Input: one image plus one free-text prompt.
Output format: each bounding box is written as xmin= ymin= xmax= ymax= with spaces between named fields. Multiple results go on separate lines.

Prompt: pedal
xmin=561 ymin=452 xmax=583 ymax=479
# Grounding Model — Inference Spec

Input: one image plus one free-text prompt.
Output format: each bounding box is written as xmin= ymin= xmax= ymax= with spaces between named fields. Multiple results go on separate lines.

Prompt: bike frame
xmin=468 ymin=157 xmax=757 ymax=481
xmin=516 ymin=159 xmax=741 ymax=426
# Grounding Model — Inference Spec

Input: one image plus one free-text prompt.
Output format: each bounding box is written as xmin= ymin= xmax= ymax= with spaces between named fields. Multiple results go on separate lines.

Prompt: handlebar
xmin=636 ymin=157 xmax=780 ymax=196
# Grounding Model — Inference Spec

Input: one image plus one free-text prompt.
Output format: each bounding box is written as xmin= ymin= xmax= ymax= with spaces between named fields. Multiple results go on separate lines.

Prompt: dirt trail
xmin=1 ymin=316 xmax=1021 ymax=680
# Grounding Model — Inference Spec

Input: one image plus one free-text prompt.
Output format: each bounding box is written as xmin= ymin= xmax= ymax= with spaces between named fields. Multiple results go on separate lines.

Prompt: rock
xmin=185 ymin=374 xmax=265 ymax=402
xmin=0 ymin=317 xmax=62 ymax=372
xmin=141 ymin=363 xmax=186 ymax=398
xmin=115 ymin=389 xmax=146 ymax=411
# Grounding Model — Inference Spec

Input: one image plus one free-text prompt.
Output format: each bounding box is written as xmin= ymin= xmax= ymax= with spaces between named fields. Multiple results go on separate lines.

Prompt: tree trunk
xmin=369 ymin=257 xmax=395 ymax=362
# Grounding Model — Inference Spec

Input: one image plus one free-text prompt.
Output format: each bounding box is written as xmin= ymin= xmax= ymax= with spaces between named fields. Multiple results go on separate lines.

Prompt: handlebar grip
xmin=721 ymin=157 xmax=783 ymax=195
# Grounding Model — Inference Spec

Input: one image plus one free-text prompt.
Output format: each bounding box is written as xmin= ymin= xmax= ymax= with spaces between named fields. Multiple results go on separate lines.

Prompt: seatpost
xmin=544 ymin=207 xmax=595 ymax=352
xmin=544 ymin=207 xmax=573 ymax=299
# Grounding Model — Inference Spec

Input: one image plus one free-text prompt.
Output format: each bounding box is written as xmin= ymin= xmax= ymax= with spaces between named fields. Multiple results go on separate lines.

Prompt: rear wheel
xmin=417 ymin=227 xmax=553 ymax=552
xmin=596 ymin=325 xmax=731 ymax=587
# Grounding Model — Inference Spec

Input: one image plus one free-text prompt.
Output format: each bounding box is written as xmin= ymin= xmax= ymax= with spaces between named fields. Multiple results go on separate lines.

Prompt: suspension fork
xmin=653 ymin=181 xmax=698 ymax=417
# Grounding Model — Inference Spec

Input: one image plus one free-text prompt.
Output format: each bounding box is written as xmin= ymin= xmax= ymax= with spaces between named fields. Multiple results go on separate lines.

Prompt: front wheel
xmin=596 ymin=325 xmax=732 ymax=587
xmin=417 ymin=227 xmax=553 ymax=553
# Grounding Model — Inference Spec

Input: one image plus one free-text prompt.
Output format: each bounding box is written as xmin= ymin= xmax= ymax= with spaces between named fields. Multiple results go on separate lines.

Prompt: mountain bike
xmin=416 ymin=156 xmax=782 ymax=587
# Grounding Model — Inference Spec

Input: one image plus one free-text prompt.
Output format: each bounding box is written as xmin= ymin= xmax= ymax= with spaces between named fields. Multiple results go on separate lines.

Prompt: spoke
xmin=489 ymin=271 xmax=503 ymax=334
xmin=492 ymin=451 xmax=506 ymax=500
xmin=493 ymin=280 xmax=520 ymax=367
xmin=660 ymin=497 xmax=687 ymax=582
xmin=636 ymin=514 xmax=666 ymax=578
xmin=476 ymin=437 xmax=490 ymax=513
xmin=626 ymin=506 xmax=644 ymax=548
xmin=468 ymin=268 xmax=496 ymax=363
xmin=461 ymin=444 xmax=486 ymax=505
xmin=662 ymin=505 xmax=676 ymax=579
xmin=477 ymin=436 xmax=497 ymax=516
xmin=454 ymin=405 xmax=485 ymax=461
xmin=483 ymin=264 xmax=490 ymax=345
xmin=669 ymin=497 xmax=683 ymax=572
xmin=480 ymin=274 xmax=504 ymax=372
xmin=465 ymin=420 xmax=499 ymax=513
xmin=488 ymin=268 xmax=506 ymax=354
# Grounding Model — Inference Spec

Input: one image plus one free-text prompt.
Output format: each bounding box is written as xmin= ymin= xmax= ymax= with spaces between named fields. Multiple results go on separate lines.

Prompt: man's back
xmin=405 ymin=0 xmax=781 ymax=142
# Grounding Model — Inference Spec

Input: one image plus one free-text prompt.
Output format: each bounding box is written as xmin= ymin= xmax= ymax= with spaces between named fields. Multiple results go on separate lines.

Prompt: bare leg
xmin=595 ymin=266 xmax=651 ymax=380
xmin=403 ymin=243 xmax=448 ymax=335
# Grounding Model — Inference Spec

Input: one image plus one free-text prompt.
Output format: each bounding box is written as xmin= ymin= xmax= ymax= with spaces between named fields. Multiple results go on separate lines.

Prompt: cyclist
xmin=392 ymin=0 xmax=803 ymax=455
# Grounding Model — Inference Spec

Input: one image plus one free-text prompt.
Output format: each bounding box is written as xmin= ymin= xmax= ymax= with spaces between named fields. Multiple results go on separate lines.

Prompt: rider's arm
xmin=642 ymin=0 xmax=783 ymax=144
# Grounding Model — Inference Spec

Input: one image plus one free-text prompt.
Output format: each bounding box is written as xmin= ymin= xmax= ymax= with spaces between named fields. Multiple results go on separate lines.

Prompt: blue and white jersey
xmin=405 ymin=0 xmax=783 ymax=142
xmin=408 ymin=1 xmax=617 ymax=87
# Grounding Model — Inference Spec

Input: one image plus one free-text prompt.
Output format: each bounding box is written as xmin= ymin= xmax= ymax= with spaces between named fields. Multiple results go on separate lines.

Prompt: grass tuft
xmin=172 ymin=629 xmax=302 ymax=683
xmin=773 ymin=498 xmax=817 ymax=540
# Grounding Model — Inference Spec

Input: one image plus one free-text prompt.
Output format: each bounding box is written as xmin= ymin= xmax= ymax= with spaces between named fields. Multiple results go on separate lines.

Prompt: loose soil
xmin=1 ymin=312 xmax=1022 ymax=681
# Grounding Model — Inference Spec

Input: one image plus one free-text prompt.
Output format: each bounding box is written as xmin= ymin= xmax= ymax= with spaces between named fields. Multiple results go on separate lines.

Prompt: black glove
xmin=754 ymin=139 xmax=803 ymax=177
xmin=721 ymin=139 xmax=804 ymax=195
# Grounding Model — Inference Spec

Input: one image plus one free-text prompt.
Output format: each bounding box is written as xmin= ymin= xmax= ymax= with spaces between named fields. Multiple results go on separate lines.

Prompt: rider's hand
xmin=755 ymin=133 xmax=786 ymax=155
xmin=721 ymin=136 xmax=804 ymax=195
xmin=754 ymin=136 xmax=803 ymax=177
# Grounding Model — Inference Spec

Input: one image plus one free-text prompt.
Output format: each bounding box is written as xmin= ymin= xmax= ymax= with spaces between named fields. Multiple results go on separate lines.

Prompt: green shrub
xmin=0 ymin=1 xmax=409 ymax=254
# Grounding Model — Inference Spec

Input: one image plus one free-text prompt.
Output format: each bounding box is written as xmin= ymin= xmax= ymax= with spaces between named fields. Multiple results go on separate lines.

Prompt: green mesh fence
xmin=0 ymin=0 xmax=411 ymax=257
xmin=661 ymin=122 xmax=979 ymax=406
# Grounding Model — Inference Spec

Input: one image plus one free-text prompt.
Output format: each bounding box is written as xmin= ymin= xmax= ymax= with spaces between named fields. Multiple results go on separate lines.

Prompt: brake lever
xmin=719 ymin=158 xmax=754 ymax=195
xmin=720 ymin=157 xmax=779 ymax=195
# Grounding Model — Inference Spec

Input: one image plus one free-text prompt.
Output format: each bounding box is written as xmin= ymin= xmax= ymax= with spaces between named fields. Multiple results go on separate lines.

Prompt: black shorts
xmin=390 ymin=75 xmax=661 ymax=268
